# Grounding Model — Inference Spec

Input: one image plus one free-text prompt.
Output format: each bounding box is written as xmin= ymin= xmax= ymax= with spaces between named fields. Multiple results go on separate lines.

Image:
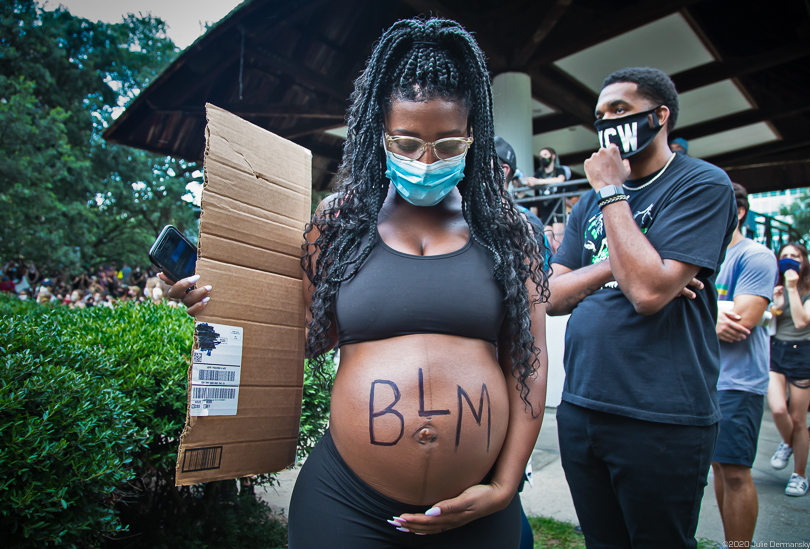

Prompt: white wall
xmin=545 ymin=314 xmax=568 ymax=407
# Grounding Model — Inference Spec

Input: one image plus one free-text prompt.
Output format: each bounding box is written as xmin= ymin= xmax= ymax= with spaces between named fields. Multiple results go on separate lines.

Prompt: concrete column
xmin=492 ymin=72 xmax=534 ymax=178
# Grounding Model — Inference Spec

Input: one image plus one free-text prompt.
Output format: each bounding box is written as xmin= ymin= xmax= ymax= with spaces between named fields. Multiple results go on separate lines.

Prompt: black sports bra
xmin=335 ymin=230 xmax=505 ymax=346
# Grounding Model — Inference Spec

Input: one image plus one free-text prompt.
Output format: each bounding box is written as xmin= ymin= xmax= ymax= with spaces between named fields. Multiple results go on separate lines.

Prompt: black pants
xmin=288 ymin=430 xmax=521 ymax=548
xmin=557 ymin=402 xmax=717 ymax=549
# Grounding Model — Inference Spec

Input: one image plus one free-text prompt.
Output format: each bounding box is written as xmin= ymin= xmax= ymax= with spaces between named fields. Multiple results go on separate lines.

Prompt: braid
xmin=302 ymin=18 xmax=550 ymax=412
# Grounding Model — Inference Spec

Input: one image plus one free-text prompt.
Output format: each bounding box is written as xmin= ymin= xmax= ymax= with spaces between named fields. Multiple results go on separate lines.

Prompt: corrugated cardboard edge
xmin=175 ymin=104 xmax=311 ymax=486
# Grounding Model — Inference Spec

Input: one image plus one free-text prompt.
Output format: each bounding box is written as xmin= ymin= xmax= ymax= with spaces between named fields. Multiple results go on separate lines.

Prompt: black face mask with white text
xmin=594 ymin=106 xmax=664 ymax=159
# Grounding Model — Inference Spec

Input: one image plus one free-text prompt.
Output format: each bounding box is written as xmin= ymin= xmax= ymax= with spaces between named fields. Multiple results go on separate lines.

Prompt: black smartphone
xmin=148 ymin=225 xmax=198 ymax=283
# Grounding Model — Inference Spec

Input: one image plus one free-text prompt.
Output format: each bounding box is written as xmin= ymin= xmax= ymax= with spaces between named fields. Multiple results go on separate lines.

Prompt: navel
xmin=414 ymin=423 xmax=439 ymax=445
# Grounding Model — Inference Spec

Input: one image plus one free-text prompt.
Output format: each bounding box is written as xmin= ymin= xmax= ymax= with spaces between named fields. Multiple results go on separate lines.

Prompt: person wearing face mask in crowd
xmin=524 ymin=147 xmax=569 ymax=187
xmin=163 ymin=18 xmax=550 ymax=548
xmin=767 ymin=242 xmax=810 ymax=497
xmin=547 ymin=67 xmax=737 ymax=547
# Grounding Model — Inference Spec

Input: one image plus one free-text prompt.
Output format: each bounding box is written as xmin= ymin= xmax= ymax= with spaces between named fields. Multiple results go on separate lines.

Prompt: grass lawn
xmin=529 ymin=516 xmax=585 ymax=548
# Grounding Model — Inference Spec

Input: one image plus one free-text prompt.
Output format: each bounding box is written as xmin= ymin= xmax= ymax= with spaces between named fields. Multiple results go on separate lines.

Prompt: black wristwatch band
xmin=598 ymin=194 xmax=629 ymax=209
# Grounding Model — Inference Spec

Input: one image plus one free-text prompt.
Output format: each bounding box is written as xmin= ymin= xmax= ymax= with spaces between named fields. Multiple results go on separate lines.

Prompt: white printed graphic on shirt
xmin=583 ymin=202 xmax=656 ymax=288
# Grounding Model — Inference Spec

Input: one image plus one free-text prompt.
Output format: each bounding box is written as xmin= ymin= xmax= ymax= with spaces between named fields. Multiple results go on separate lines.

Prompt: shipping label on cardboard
xmin=175 ymin=104 xmax=310 ymax=486
xmin=190 ymin=322 xmax=243 ymax=416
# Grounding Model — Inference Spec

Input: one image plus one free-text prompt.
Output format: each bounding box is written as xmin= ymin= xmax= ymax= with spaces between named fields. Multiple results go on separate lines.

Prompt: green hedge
xmin=1 ymin=311 xmax=139 ymax=546
xmin=0 ymin=295 xmax=331 ymax=548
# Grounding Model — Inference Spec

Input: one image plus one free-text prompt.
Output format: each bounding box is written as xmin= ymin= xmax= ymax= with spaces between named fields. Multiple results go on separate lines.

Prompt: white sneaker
xmin=771 ymin=441 xmax=793 ymax=470
xmin=785 ymin=473 xmax=808 ymax=497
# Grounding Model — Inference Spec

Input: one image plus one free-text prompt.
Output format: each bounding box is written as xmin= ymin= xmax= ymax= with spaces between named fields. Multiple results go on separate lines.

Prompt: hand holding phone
xmin=150 ymin=226 xmax=211 ymax=316
xmin=148 ymin=225 xmax=198 ymax=282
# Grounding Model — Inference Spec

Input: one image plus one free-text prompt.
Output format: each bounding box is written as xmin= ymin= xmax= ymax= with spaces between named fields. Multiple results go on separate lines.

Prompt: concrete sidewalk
xmin=259 ymin=408 xmax=809 ymax=543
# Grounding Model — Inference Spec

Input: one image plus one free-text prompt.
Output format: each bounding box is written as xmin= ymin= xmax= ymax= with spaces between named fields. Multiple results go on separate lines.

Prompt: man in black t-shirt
xmin=548 ymin=67 xmax=737 ymax=547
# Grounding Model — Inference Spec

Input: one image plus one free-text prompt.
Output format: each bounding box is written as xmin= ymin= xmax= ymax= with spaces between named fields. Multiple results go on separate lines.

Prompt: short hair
xmin=732 ymin=182 xmax=749 ymax=228
xmin=601 ymin=67 xmax=679 ymax=131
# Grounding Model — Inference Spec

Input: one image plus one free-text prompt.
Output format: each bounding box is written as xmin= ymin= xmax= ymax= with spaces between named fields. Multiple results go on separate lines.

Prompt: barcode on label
xmin=198 ymin=370 xmax=236 ymax=382
xmin=181 ymin=446 xmax=223 ymax=472
xmin=192 ymin=387 xmax=237 ymax=400
xmin=193 ymin=350 xmax=203 ymax=362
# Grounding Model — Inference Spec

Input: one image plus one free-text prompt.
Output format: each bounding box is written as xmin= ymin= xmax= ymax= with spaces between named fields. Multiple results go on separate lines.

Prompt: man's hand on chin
xmin=584 ymin=144 xmax=631 ymax=191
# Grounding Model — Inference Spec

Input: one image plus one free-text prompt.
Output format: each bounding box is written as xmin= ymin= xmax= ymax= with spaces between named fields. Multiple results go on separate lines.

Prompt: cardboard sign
xmin=175 ymin=104 xmax=311 ymax=485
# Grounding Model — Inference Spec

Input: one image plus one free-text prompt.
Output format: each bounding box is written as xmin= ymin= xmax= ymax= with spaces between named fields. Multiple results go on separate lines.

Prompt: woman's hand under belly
xmin=329 ymin=334 xmax=510 ymax=506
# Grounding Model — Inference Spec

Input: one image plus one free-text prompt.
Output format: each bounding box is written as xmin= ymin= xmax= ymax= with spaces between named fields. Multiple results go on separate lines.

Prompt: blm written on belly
xmin=369 ymin=368 xmax=492 ymax=451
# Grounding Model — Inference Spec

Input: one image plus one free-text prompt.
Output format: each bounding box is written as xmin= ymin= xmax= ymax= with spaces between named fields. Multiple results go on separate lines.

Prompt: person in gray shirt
xmin=712 ymin=182 xmax=778 ymax=544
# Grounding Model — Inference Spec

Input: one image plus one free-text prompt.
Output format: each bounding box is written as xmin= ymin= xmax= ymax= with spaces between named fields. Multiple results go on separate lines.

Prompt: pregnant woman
xmin=167 ymin=17 xmax=549 ymax=547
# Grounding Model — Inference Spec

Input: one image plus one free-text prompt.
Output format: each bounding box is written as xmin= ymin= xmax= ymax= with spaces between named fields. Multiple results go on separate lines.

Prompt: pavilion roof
xmin=103 ymin=0 xmax=810 ymax=193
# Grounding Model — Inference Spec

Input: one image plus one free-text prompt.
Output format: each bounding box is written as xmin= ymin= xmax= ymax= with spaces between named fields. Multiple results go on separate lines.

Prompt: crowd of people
xmin=1 ymin=260 xmax=173 ymax=307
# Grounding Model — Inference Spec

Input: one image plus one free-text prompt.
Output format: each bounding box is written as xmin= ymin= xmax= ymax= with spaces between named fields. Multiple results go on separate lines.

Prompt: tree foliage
xmin=780 ymin=189 xmax=810 ymax=241
xmin=0 ymin=0 xmax=200 ymax=272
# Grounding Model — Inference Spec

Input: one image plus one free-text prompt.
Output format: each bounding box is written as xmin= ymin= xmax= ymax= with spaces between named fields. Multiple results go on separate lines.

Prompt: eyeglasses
xmin=385 ymin=133 xmax=473 ymax=161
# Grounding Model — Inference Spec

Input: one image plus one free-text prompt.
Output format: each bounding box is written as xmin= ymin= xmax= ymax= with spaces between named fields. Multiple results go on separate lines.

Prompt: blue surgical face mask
xmin=384 ymin=148 xmax=466 ymax=207
xmin=779 ymin=257 xmax=801 ymax=276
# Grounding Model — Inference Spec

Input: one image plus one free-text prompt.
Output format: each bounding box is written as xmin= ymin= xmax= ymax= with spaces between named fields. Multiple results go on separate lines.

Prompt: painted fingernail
xmin=393 ymin=516 xmax=407 ymax=522
xmin=387 ymin=520 xmax=402 ymax=527
xmin=187 ymin=275 xmax=201 ymax=283
xmin=415 ymin=533 xmax=427 ymax=536
xmin=425 ymin=507 xmax=441 ymax=516
xmin=202 ymin=297 xmax=210 ymax=304
xmin=203 ymin=285 xmax=212 ymax=291
xmin=396 ymin=527 xmax=410 ymax=533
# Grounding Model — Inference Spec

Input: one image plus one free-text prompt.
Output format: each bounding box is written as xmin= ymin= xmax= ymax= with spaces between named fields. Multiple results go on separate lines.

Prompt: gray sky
xmin=43 ymin=0 xmax=245 ymax=49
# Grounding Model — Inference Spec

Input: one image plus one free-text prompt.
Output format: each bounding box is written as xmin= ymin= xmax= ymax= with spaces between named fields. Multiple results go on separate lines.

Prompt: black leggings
xmin=288 ymin=430 xmax=521 ymax=548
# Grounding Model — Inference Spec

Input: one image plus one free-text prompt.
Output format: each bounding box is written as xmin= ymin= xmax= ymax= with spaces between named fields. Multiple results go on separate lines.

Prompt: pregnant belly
xmin=329 ymin=334 xmax=510 ymax=506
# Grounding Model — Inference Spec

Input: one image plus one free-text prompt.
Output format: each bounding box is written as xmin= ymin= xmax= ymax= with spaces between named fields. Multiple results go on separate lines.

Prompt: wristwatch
xmin=596 ymin=185 xmax=626 ymax=202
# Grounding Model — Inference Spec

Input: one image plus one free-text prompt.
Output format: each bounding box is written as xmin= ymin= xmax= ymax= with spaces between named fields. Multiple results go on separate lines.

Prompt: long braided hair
xmin=302 ymin=18 xmax=549 ymax=411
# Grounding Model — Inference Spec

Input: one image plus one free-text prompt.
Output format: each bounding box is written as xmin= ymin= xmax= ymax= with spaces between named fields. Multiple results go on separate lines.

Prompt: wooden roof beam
xmin=526 ymin=66 xmax=597 ymax=127
xmin=558 ymin=149 xmax=595 ymax=167
xmin=246 ymin=38 xmax=352 ymax=101
xmin=671 ymin=43 xmax=810 ymax=93
xmin=526 ymin=0 xmax=703 ymax=67
xmin=705 ymin=139 xmax=810 ymax=168
xmin=673 ymin=102 xmax=810 ymax=142
xmin=533 ymin=112 xmax=582 ymax=134
xmin=513 ymin=0 xmax=574 ymax=67
xmin=282 ymin=119 xmax=347 ymax=140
